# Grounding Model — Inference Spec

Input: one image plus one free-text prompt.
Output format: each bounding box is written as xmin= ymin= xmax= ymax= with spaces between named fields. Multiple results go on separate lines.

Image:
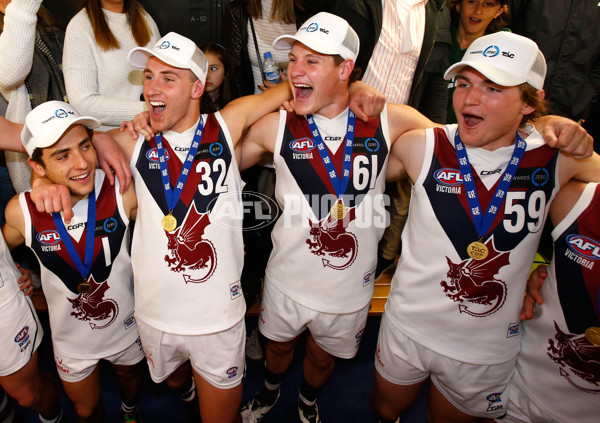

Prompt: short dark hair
xmin=332 ymin=55 xmax=361 ymax=84
xmin=30 ymin=148 xmax=45 ymax=167
xmin=519 ymin=83 xmax=547 ymax=127
xmin=29 ymin=127 xmax=95 ymax=167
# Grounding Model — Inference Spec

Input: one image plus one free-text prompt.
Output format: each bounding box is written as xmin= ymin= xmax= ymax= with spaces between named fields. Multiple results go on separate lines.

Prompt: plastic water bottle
xmin=263 ymin=52 xmax=282 ymax=85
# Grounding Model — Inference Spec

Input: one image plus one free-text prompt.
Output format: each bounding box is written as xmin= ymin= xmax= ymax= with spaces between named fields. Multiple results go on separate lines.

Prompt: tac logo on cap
xmin=128 ymin=32 xmax=208 ymax=86
xmin=444 ymin=32 xmax=546 ymax=90
xmin=272 ymin=12 xmax=360 ymax=62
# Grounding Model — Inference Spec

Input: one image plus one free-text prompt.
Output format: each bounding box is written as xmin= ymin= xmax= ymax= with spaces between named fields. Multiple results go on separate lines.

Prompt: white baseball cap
xmin=128 ymin=32 xmax=208 ymax=86
xmin=273 ymin=12 xmax=360 ymax=62
xmin=444 ymin=32 xmax=546 ymax=90
xmin=21 ymin=101 xmax=101 ymax=156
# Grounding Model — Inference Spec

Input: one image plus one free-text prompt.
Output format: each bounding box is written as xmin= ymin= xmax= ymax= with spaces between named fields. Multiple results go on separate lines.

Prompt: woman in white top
xmin=0 ymin=0 xmax=66 ymax=193
xmin=63 ymin=0 xmax=160 ymax=131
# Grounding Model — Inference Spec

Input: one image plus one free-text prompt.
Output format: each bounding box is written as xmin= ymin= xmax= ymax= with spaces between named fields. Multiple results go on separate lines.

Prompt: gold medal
xmin=467 ymin=241 xmax=488 ymax=260
xmin=162 ymin=213 xmax=177 ymax=232
xmin=77 ymin=280 xmax=91 ymax=293
xmin=330 ymin=202 xmax=348 ymax=220
xmin=585 ymin=327 xmax=600 ymax=347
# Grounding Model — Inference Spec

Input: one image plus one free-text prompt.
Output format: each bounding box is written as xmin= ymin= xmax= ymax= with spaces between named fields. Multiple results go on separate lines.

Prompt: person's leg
xmin=297 ymin=333 xmax=336 ymax=422
xmin=427 ymin=383 xmax=481 ymax=423
xmin=0 ymin=352 xmax=61 ymax=421
xmin=61 ymin=366 xmax=104 ymax=423
xmin=241 ymin=337 xmax=299 ymax=421
xmin=302 ymin=333 xmax=335 ymax=388
xmin=113 ymin=361 xmax=143 ymax=421
xmin=266 ymin=337 xmax=299 ymax=374
xmin=164 ymin=361 xmax=200 ymax=422
xmin=372 ymin=370 xmax=426 ymax=422
xmin=193 ymin=370 xmax=242 ymax=423
xmin=259 ymin=336 xmax=299 ymax=400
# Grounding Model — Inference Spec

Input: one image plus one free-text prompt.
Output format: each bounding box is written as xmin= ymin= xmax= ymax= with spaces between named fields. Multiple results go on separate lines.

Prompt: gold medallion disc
xmin=162 ymin=213 xmax=177 ymax=232
xmin=585 ymin=327 xmax=600 ymax=347
xmin=330 ymin=202 xmax=348 ymax=220
xmin=467 ymin=241 xmax=488 ymax=260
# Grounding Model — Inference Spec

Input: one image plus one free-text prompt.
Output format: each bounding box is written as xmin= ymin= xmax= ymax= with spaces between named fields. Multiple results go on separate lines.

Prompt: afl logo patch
xmin=483 ymin=45 xmax=500 ymax=57
xmin=146 ymin=148 xmax=169 ymax=162
xmin=434 ymin=168 xmax=464 ymax=186
xmin=486 ymin=392 xmax=502 ymax=403
xmin=230 ymin=282 xmax=241 ymax=299
xmin=124 ymin=315 xmax=136 ymax=330
xmin=566 ymin=235 xmax=600 ymax=260
xmin=36 ymin=230 xmax=61 ymax=245
xmin=290 ymin=138 xmax=315 ymax=153
xmin=14 ymin=326 xmax=29 ymax=343
xmin=226 ymin=366 xmax=239 ymax=378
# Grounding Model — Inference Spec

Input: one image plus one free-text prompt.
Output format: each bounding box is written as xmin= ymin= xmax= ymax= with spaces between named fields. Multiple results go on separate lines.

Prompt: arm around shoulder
xmin=386 ymin=103 xmax=440 ymax=144
xmin=239 ymin=111 xmax=280 ymax=171
xmin=558 ymin=151 xmax=600 ymax=187
xmin=121 ymin=179 xmax=138 ymax=222
xmin=220 ymin=82 xmax=292 ymax=145
xmin=386 ymin=127 xmax=427 ymax=183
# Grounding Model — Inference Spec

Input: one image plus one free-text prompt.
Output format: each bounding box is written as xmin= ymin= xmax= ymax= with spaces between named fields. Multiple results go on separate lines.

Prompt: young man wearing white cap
xmin=2 ymin=101 xmax=144 ymax=423
xmin=498 ymin=179 xmax=600 ymax=423
xmin=92 ymin=30 xmax=327 ymax=423
xmin=371 ymin=32 xmax=600 ymax=423
xmin=236 ymin=11 xmax=452 ymax=423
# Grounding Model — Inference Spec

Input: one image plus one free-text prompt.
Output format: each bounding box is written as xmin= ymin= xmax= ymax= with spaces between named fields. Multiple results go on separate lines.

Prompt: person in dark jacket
xmin=507 ymin=0 xmax=600 ymax=124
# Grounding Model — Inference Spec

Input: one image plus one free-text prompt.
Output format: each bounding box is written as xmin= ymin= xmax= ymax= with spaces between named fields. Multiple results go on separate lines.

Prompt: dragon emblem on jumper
xmin=306 ymin=203 xmax=357 ymax=270
xmin=440 ymin=238 xmax=508 ymax=317
xmin=547 ymin=322 xmax=600 ymax=394
xmin=164 ymin=202 xmax=216 ymax=283
xmin=68 ymin=276 xmax=118 ymax=329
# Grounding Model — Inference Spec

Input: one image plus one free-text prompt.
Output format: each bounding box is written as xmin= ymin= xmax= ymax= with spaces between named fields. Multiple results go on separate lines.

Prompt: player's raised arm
xmin=386 ymin=103 xmax=440 ymax=143
xmin=219 ymin=81 xmax=292 ymax=146
xmin=558 ymin=150 xmax=600 ymax=187
xmin=91 ymin=131 xmax=132 ymax=193
xmin=239 ymin=111 xmax=280 ymax=171
xmin=386 ymin=128 xmax=428 ymax=183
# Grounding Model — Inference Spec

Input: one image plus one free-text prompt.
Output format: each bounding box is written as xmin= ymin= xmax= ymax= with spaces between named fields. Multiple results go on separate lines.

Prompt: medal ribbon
xmin=307 ymin=110 xmax=355 ymax=198
xmin=155 ymin=117 xmax=204 ymax=212
xmin=51 ymin=189 xmax=96 ymax=283
xmin=454 ymin=130 xmax=527 ymax=237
